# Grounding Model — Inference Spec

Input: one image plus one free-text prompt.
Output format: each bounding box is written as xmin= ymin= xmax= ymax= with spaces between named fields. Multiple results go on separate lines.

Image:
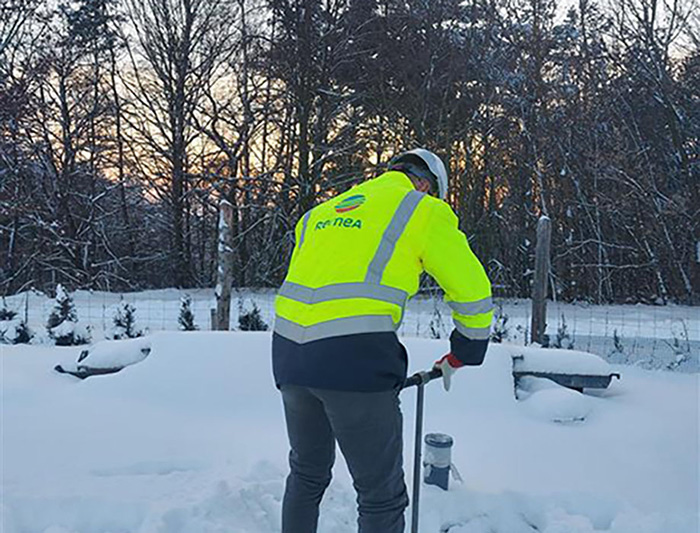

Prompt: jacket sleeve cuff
xmin=449 ymin=329 xmax=489 ymax=366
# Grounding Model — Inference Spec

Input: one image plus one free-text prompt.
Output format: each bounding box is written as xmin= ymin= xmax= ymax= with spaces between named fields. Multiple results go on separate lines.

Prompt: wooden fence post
xmin=531 ymin=215 xmax=552 ymax=345
xmin=214 ymin=200 xmax=234 ymax=331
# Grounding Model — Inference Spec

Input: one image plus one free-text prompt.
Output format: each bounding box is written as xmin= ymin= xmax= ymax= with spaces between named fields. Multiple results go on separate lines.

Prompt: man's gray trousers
xmin=280 ymin=385 xmax=409 ymax=533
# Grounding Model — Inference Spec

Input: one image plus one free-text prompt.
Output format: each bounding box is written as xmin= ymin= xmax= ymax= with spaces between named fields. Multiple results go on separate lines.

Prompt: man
xmin=272 ymin=148 xmax=493 ymax=533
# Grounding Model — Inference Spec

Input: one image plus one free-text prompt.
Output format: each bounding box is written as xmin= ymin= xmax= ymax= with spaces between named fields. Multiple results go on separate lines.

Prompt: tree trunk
xmin=531 ymin=216 xmax=552 ymax=345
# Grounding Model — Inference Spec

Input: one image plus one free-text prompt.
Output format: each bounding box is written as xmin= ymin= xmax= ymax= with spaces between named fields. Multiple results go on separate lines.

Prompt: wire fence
xmin=3 ymin=288 xmax=699 ymax=372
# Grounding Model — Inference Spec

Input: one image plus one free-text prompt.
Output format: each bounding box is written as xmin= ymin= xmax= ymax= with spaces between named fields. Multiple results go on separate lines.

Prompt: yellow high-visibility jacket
xmin=272 ymin=171 xmax=493 ymax=391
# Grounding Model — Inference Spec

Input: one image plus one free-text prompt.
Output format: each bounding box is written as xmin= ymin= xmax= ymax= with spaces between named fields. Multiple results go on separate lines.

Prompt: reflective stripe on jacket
xmin=273 ymin=171 xmax=493 ymax=366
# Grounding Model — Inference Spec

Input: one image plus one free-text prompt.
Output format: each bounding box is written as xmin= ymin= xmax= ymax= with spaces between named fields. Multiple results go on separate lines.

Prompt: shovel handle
xmin=405 ymin=366 xmax=443 ymax=533
xmin=403 ymin=367 xmax=442 ymax=389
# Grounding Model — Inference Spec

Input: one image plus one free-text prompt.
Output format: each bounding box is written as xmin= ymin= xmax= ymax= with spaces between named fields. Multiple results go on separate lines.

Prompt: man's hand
xmin=433 ymin=353 xmax=464 ymax=391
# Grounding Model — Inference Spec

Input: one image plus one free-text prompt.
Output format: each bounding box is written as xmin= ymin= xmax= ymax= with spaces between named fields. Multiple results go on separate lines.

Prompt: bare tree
xmin=121 ymin=0 xmax=238 ymax=287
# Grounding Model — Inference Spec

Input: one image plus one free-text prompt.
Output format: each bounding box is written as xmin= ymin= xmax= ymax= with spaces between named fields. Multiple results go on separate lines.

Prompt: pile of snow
xmin=513 ymin=376 xmax=593 ymax=424
xmin=526 ymin=390 xmax=593 ymax=425
xmin=2 ymin=333 xmax=698 ymax=533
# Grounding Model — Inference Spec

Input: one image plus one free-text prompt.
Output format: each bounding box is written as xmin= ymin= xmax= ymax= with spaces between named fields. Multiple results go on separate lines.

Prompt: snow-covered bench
xmin=54 ymin=337 xmax=151 ymax=379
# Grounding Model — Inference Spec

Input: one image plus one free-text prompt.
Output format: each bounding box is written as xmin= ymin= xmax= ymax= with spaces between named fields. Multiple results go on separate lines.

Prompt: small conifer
xmin=46 ymin=285 xmax=90 ymax=346
xmin=238 ymin=301 xmax=268 ymax=331
xmin=112 ymin=301 xmax=143 ymax=339
xmin=178 ymin=295 xmax=198 ymax=331
xmin=0 ymin=299 xmax=32 ymax=344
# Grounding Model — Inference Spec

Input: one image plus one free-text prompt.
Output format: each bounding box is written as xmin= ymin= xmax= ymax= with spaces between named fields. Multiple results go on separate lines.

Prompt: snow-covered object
xmin=513 ymin=346 xmax=612 ymax=375
xmin=74 ymin=337 xmax=152 ymax=370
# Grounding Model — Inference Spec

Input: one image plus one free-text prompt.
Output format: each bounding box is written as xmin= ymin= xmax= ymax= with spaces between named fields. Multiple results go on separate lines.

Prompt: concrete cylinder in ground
xmin=423 ymin=433 xmax=453 ymax=490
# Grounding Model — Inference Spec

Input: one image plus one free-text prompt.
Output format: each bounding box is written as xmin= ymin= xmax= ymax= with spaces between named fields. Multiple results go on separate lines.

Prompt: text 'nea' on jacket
xmin=273 ymin=171 xmax=493 ymax=389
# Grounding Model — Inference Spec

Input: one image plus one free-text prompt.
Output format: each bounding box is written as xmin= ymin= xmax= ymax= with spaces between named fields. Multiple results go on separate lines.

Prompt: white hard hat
xmin=389 ymin=148 xmax=449 ymax=200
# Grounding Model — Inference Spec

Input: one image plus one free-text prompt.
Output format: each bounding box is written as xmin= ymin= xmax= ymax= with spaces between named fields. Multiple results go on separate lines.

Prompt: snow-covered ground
xmin=2 ymin=332 xmax=698 ymax=533
xmin=3 ymin=288 xmax=699 ymax=371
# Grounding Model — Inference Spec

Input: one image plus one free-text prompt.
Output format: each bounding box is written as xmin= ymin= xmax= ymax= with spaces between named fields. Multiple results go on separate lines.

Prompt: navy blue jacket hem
xmin=272 ymin=331 xmax=408 ymax=392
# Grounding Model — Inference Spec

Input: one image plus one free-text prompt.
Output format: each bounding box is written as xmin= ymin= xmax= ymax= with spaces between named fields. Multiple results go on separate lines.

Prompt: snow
xmin=55 ymin=284 xmax=69 ymax=303
xmin=2 ymin=332 xmax=698 ymax=533
xmin=512 ymin=346 xmax=613 ymax=375
xmin=514 ymin=374 xmax=597 ymax=426
xmin=522 ymin=386 xmax=594 ymax=423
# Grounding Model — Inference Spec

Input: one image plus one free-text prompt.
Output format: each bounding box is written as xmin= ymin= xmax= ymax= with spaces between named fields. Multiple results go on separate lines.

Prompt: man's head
xmin=388 ymin=148 xmax=448 ymax=200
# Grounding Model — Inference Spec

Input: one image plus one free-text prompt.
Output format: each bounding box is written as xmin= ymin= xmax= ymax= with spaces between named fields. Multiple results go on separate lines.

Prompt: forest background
xmin=1 ymin=0 xmax=698 ymax=304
